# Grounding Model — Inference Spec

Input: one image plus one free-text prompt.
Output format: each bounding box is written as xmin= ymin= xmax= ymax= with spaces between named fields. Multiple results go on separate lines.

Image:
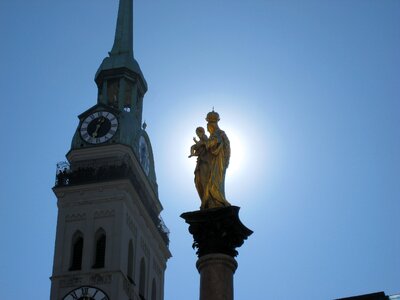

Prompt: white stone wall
xmin=50 ymin=179 xmax=170 ymax=300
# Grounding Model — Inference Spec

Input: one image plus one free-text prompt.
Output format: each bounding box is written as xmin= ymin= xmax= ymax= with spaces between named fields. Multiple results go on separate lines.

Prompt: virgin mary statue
xmin=190 ymin=110 xmax=231 ymax=210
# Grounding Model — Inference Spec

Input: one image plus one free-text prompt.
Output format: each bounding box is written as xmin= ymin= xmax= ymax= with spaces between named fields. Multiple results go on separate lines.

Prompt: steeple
xmin=95 ymin=0 xmax=147 ymax=91
xmin=71 ymin=0 xmax=153 ymax=164
xmin=84 ymin=0 xmax=148 ymax=148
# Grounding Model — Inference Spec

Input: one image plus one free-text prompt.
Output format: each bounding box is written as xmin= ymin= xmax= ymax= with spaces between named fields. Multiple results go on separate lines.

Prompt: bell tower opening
xmin=69 ymin=231 xmax=84 ymax=271
xmin=92 ymin=229 xmax=106 ymax=269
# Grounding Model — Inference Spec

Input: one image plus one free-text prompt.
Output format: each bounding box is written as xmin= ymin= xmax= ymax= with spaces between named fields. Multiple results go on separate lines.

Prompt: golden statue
xmin=189 ymin=110 xmax=231 ymax=210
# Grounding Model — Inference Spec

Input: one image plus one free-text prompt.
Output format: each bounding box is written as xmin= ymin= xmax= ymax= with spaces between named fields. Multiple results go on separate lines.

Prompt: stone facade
xmin=51 ymin=145 xmax=170 ymax=300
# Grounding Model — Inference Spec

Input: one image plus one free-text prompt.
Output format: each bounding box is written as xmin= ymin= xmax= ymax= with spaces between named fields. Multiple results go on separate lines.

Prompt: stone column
xmin=181 ymin=206 xmax=252 ymax=300
xmin=196 ymin=254 xmax=237 ymax=300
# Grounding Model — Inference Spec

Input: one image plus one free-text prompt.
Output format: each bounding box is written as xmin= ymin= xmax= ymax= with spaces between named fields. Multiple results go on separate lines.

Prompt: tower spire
xmin=95 ymin=0 xmax=147 ymax=91
xmin=110 ymin=0 xmax=133 ymax=57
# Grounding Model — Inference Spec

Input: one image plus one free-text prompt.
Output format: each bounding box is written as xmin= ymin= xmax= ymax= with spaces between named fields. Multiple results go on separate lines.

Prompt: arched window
xmin=93 ymin=229 xmax=106 ymax=269
xmin=127 ymin=240 xmax=134 ymax=283
xmin=70 ymin=231 xmax=83 ymax=271
xmin=139 ymin=258 xmax=146 ymax=299
xmin=151 ymin=278 xmax=157 ymax=300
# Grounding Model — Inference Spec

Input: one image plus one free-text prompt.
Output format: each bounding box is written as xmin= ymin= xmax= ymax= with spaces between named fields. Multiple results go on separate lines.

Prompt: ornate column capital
xmin=181 ymin=206 xmax=253 ymax=258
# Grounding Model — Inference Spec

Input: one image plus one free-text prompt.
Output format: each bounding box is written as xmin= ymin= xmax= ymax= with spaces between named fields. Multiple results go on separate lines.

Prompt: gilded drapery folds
xmin=189 ymin=111 xmax=231 ymax=210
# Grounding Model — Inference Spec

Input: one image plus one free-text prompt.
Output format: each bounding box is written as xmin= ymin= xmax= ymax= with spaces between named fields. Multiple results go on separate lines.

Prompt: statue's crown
xmin=206 ymin=110 xmax=220 ymax=123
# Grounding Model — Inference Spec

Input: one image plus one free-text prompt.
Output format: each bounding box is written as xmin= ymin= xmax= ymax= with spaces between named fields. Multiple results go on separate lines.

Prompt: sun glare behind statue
xmin=181 ymin=120 xmax=246 ymax=180
xmin=180 ymin=117 xmax=253 ymax=207
xmin=222 ymin=125 xmax=245 ymax=178
xmin=165 ymin=93 xmax=274 ymax=209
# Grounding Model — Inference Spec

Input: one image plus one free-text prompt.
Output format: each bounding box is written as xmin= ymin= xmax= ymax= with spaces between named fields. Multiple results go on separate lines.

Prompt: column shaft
xmin=196 ymin=254 xmax=238 ymax=300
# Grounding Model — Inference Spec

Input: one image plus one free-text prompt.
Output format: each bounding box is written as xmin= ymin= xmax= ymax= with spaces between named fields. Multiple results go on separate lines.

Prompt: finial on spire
xmin=110 ymin=0 xmax=133 ymax=57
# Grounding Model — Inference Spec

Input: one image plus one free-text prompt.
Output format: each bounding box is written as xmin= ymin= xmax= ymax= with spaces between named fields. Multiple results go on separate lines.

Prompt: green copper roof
xmin=110 ymin=0 xmax=133 ymax=57
xmin=95 ymin=0 xmax=147 ymax=88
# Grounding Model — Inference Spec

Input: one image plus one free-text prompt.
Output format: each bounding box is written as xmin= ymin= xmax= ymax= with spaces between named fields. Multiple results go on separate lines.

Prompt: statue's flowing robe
xmin=203 ymin=130 xmax=231 ymax=209
xmin=194 ymin=144 xmax=210 ymax=205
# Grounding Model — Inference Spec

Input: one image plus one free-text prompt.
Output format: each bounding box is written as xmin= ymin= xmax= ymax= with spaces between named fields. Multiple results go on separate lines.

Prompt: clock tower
xmin=50 ymin=1 xmax=171 ymax=299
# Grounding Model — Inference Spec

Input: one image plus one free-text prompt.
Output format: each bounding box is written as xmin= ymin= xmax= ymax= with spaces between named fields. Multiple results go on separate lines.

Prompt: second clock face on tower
xmin=80 ymin=111 xmax=118 ymax=144
xmin=139 ymin=135 xmax=150 ymax=175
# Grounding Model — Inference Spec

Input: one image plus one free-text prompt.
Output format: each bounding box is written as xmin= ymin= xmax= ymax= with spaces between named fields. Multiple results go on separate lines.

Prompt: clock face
xmin=80 ymin=111 xmax=118 ymax=144
xmin=63 ymin=286 xmax=109 ymax=300
xmin=139 ymin=135 xmax=150 ymax=175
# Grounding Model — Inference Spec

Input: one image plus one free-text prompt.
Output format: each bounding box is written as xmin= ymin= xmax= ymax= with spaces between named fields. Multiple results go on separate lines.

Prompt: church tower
xmin=50 ymin=1 xmax=171 ymax=299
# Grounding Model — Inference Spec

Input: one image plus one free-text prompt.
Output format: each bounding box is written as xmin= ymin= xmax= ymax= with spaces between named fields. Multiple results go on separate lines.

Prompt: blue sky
xmin=0 ymin=0 xmax=399 ymax=299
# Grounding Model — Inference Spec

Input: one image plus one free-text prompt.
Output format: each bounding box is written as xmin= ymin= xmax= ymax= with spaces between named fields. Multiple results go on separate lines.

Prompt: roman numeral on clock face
xmin=80 ymin=287 xmax=89 ymax=296
xmin=70 ymin=291 xmax=79 ymax=300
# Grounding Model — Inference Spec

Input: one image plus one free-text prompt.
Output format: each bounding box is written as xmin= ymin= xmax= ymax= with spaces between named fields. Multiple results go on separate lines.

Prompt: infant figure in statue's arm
xmin=188 ymin=127 xmax=208 ymax=158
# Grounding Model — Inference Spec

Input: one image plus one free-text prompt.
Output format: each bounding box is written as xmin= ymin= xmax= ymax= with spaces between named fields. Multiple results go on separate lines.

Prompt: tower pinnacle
xmin=95 ymin=0 xmax=147 ymax=90
xmin=110 ymin=0 xmax=133 ymax=57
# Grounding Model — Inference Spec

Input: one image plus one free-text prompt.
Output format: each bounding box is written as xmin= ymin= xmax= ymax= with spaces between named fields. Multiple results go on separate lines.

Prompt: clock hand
xmin=92 ymin=124 xmax=101 ymax=138
xmin=92 ymin=118 xmax=105 ymax=138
